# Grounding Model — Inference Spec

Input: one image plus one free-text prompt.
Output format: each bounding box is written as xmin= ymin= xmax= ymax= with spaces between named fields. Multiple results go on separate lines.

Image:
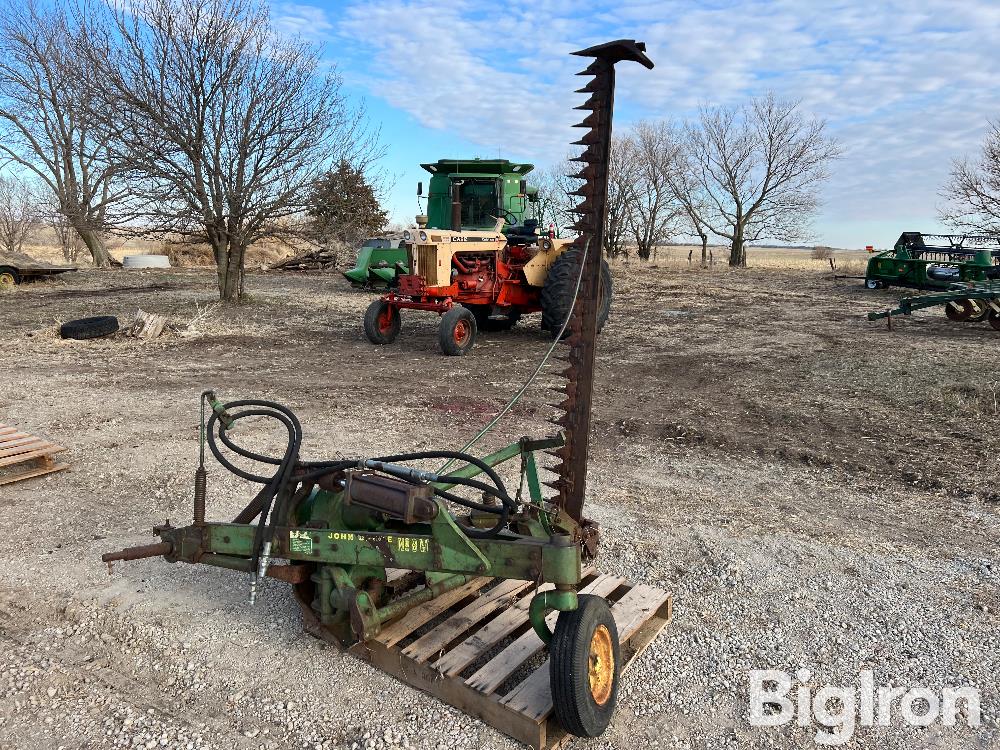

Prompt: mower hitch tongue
xmin=103 ymin=40 xmax=654 ymax=741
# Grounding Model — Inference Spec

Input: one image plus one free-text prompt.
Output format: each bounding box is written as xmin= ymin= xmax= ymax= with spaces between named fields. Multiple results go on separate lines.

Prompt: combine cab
xmin=362 ymin=159 xmax=610 ymax=355
xmin=864 ymin=232 xmax=1000 ymax=290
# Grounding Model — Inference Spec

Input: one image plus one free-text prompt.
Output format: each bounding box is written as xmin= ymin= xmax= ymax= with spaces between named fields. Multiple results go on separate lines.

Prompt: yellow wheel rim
xmin=588 ymin=624 xmax=615 ymax=706
xmin=0 ymin=272 xmax=14 ymax=289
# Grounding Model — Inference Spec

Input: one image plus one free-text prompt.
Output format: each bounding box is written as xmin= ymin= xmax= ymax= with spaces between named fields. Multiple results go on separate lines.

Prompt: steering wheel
xmin=496 ymin=209 xmax=520 ymax=227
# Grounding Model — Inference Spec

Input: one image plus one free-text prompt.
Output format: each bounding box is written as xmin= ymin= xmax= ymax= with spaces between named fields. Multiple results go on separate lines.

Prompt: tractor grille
xmin=417 ymin=245 xmax=446 ymax=286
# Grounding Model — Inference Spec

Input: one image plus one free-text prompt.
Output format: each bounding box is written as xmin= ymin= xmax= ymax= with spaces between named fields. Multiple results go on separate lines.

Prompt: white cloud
xmin=312 ymin=0 xmax=1000 ymax=245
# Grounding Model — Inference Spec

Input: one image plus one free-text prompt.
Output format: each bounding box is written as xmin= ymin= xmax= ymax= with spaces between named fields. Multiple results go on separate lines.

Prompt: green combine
xmin=864 ymin=232 xmax=1000 ymax=290
xmin=342 ymin=159 xmax=540 ymax=288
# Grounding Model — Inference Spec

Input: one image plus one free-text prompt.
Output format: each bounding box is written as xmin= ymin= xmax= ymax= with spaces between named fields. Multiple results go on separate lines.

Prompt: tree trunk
xmin=217 ymin=241 xmax=246 ymax=302
xmin=729 ymin=226 xmax=746 ymax=267
xmin=77 ymin=226 xmax=111 ymax=267
xmin=700 ymin=233 xmax=709 ymax=269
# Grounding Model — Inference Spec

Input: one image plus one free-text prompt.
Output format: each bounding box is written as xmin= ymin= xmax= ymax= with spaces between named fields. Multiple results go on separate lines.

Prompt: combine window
xmin=459 ymin=179 xmax=500 ymax=228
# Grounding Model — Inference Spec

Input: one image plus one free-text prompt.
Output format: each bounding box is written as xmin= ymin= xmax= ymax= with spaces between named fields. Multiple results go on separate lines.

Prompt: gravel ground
xmin=0 ymin=262 xmax=998 ymax=750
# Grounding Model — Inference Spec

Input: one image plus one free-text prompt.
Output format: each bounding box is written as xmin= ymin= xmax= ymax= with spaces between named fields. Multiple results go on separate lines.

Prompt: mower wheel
xmin=541 ymin=250 xmax=612 ymax=336
xmin=0 ymin=266 xmax=20 ymax=289
xmin=439 ymin=306 xmax=477 ymax=356
xmin=989 ymin=311 xmax=1000 ymax=331
xmin=364 ymin=299 xmax=401 ymax=344
xmin=944 ymin=299 xmax=974 ymax=322
xmin=550 ymin=594 xmax=621 ymax=738
xmin=59 ymin=315 xmax=119 ymax=340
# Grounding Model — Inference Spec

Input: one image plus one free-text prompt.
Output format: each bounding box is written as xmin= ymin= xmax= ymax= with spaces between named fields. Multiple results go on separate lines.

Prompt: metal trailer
xmin=0 ymin=256 xmax=77 ymax=289
xmin=867 ymin=280 xmax=1000 ymax=329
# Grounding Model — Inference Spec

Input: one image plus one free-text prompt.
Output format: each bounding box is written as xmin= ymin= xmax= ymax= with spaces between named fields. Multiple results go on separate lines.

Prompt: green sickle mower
xmin=102 ymin=40 xmax=655 ymax=740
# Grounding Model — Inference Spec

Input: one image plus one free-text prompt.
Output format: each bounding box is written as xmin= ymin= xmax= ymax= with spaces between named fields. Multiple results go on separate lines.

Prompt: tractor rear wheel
xmin=540 ymin=250 xmax=612 ymax=336
xmin=439 ymin=306 xmax=477 ymax=355
xmin=550 ymin=594 xmax=621 ymax=738
xmin=364 ymin=299 xmax=401 ymax=344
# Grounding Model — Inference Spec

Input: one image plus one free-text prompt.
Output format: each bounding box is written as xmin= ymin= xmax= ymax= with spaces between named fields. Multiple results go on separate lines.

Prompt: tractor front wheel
xmin=439 ymin=306 xmax=477 ymax=356
xmin=550 ymin=594 xmax=621 ymax=738
xmin=541 ymin=250 xmax=612 ymax=336
xmin=364 ymin=299 xmax=401 ymax=344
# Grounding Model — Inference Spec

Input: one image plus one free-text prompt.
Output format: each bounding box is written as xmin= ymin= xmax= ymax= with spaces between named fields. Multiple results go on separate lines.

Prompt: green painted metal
xmin=528 ymin=589 xmax=580 ymax=644
xmin=342 ymin=239 xmax=408 ymax=288
xmin=420 ymin=159 xmax=536 ymax=231
xmin=865 ymin=232 xmax=1000 ymax=291
xmin=867 ymin=281 xmax=1000 ymax=320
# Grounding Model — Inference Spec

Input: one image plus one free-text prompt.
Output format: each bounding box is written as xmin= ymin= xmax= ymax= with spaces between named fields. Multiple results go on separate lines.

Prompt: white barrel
xmin=123 ymin=255 xmax=171 ymax=269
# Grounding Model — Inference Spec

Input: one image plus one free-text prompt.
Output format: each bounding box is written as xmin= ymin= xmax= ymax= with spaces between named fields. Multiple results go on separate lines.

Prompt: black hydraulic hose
xmin=206 ymin=401 xmax=518 ymax=540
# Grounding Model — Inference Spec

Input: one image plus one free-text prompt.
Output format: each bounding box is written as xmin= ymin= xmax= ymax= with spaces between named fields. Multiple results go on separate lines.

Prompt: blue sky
xmin=274 ymin=0 xmax=1000 ymax=249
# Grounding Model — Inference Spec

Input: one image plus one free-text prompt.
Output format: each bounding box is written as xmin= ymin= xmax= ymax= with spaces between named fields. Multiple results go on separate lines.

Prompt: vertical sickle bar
xmin=553 ymin=40 xmax=654 ymax=523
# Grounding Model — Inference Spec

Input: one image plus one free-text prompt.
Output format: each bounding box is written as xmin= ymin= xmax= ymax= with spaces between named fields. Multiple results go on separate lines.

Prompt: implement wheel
xmin=439 ymin=306 xmax=477 ymax=356
xmin=363 ymin=299 xmax=401 ymax=344
xmin=989 ymin=311 xmax=1000 ymax=331
xmin=864 ymin=278 xmax=880 ymax=290
xmin=0 ymin=267 xmax=19 ymax=290
xmin=945 ymin=299 xmax=974 ymax=322
xmin=550 ymin=594 xmax=621 ymax=738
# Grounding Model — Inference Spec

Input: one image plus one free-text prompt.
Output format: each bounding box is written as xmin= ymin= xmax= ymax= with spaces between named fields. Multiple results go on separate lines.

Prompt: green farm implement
xmin=101 ymin=41 xmax=668 ymax=747
xmin=864 ymin=232 xmax=1000 ymax=290
xmin=342 ymin=237 xmax=408 ymax=288
xmin=868 ymin=280 xmax=1000 ymax=330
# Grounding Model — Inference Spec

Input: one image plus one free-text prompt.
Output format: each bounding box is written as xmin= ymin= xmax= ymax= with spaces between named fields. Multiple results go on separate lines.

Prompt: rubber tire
xmin=989 ymin=311 xmax=1000 ymax=331
xmin=363 ymin=299 xmax=401 ymax=344
xmin=470 ymin=305 xmax=521 ymax=332
xmin=0 ymin=266 xmax=20 ymax=289
xmin=438 ymin=306 xmax=477 ymax=356
xmin=540 ymin=250 xmax=612 ymax=336
xmin=864 ymin=278 xmax=880 ymax=290
xmin=550 ymin=594 xmax=621 ymax=738
xmin=59 ymin=315 xmax=119 ymax=340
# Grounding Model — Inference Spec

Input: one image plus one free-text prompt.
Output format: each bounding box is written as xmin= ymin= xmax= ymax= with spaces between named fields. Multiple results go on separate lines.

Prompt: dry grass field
xmin=0 ymin=253 xmax=997 ymax=750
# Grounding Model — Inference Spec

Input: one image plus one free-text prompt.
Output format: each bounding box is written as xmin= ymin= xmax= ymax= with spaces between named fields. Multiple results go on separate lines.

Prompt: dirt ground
xmin=0 ymin=253 xmax=997 ymax=750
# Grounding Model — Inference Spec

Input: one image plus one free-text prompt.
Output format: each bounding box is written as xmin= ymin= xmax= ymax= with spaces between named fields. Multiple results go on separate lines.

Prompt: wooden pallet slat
xmin=350 ymin=570 xmax=672 ymax=750
xmin=0 ymin=423 xmax=69 ymax=486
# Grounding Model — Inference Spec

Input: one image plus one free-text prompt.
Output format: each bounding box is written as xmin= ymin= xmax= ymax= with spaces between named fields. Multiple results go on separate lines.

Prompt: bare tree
xmin=603 ymin=137 xmax=639 ymax=259
xmin=666 ymin=130 xmax=714 ymax=267
xmin=532 ymin=163 xmax=577 ymax=237
xmin=0 ymin=0 xmax=122 ymax=266
xmin=941 ymin=121 xmax=1000 ymax=234
xmin=0 ymin=174 xmax=40 ymax=255
xmin=80 ymin=0 xmax=378 ymax=301
xmin=687 ymin=93 xmax=840 ymax=267
xmin=626 ymin=121 xmax=682 ymax=261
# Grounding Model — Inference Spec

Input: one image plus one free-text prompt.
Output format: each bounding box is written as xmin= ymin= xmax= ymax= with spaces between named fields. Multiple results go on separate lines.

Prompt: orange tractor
xmin=362 ymin=161 xmax=611 ymax=355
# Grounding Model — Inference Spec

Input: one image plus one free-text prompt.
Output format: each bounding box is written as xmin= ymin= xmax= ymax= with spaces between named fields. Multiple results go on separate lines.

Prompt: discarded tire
xmin=59 ymin=316 xmax=119 ymax=340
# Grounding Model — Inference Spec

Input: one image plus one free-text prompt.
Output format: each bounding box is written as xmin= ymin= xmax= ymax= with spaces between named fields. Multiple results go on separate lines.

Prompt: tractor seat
xmin=505 ymin=219 xmax=539 ymax=246
xmin=927 ymin=266 xmax=960 ymax=281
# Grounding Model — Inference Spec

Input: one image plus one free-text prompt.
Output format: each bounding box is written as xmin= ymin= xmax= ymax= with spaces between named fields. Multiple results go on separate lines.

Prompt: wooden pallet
xmin=0 ymin=424 xmax=69 ymax=486
xmin=348 ymin=569 xmax=672 ymax=749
